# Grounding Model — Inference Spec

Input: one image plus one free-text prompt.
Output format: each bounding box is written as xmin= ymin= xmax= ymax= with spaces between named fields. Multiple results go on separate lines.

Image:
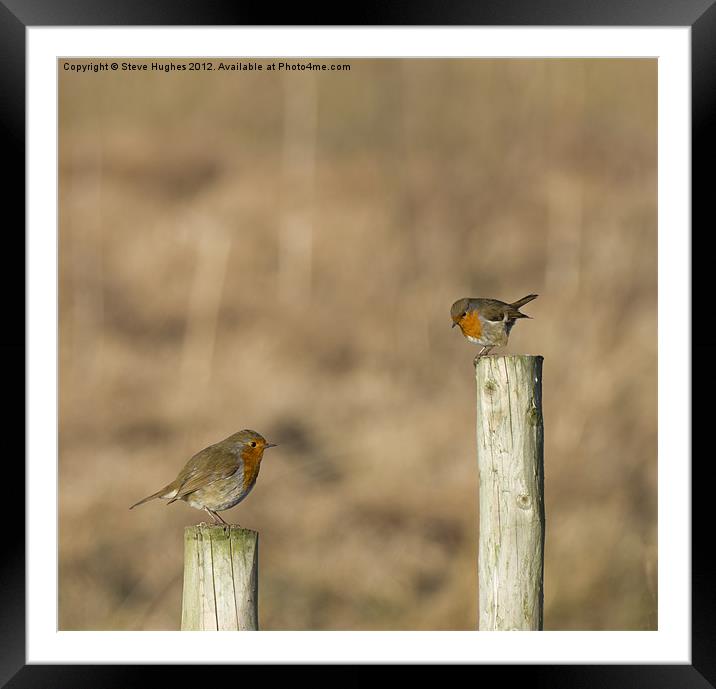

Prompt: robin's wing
xmin=167 ymin=447 xmax=240 ymax=503
xmin=477 ymin=298 xmax=529 ymax=322
xmin=476 ymin=299 xmax=511 ymax=322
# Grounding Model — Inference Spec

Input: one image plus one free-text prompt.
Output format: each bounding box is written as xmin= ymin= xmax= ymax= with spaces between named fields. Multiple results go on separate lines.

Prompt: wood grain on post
xmin=181 ymin=524 xmax=259 ymax=630
xmin=475 ymin=355 xmax=545 ymax=630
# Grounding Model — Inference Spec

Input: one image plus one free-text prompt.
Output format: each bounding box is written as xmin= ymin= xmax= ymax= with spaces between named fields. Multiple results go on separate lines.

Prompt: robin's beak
xmin=265 ymin=442 xmax=278 ymax=448
xmin=451 ymin=321 xmax=457 ymax=328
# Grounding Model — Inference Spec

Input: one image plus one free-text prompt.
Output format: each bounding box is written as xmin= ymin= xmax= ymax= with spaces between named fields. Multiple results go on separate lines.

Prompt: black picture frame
xmin=5 ymin=0 xmax=710 ymax=686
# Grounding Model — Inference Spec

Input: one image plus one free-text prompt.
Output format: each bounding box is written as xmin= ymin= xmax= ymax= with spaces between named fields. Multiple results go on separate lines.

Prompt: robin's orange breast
xmin=459 ymin=309 xmax=482 ymax=339
xmin=240 ymin=446 xmax=264 ymax=493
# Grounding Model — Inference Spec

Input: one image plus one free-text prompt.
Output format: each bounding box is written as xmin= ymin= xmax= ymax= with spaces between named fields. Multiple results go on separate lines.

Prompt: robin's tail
xmin=509 ymin=294 xmax=538 ymax=317
xmin=129 ymin=484 xmax=175 ymax=510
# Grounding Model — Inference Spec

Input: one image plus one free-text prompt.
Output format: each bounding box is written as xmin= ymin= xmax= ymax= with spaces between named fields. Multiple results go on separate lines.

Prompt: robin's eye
xmin=461 ymin=312 xmax=467 ymax=319
xmin=250 ymin=441 xmax=257 ymax=447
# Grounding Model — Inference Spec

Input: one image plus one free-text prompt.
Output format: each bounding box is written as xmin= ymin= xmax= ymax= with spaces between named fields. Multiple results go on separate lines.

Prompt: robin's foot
xmin=474 ymin=346 xmax=496 ymax=365
xmin=221 ymin=522 xmax=243 ymax=533
xmin=474 ymin=346 xmax=488 ymax=365
xmin=215 ymin=512 xmax=231 ymax=527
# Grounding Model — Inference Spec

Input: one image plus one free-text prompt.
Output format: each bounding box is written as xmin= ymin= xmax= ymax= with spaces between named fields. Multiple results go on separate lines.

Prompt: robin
xmin=129 ymin=429 xmax=277 ymax=525
xmin=451 ymin=294 xmax=538 ymax=364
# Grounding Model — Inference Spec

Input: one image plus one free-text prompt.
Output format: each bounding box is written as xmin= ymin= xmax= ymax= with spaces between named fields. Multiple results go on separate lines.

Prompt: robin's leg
xmin=212 ymin=509 xmax=229 ymax=526
xmin=473 ymin=346 xmax=496 ymax=365
xmin=206 ymin=507 xmax=229 ymax=526
xmin=473 ymin=346 xmax=488 ymax=365
xmin=203 ymin=506 xmax=223 ymax=525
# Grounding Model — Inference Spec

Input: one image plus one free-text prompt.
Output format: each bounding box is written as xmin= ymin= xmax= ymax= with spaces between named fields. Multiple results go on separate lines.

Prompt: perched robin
xmin=129 ymin=429 xmax=277 ymax=525
xmin=451 ymin=294 xmax=538 ymax=364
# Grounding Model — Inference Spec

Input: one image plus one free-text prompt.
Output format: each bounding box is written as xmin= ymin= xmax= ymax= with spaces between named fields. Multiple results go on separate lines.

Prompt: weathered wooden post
xmin=475 ymin=355 xmax=545 ymax=630
xmin=181 ymin=524 xmax=259 ymax=630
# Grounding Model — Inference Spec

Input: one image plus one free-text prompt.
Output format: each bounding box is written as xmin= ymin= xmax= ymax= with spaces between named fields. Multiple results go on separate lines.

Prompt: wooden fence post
xmin=475 ymin=355 xmax=545 ymax=630
xmin=181 ymin=524 xmax=259 ymax=630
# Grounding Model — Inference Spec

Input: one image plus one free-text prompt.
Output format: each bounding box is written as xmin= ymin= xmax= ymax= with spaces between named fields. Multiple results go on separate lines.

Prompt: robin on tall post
xmin=451 ymin=294 xmax=538 ymax=365
xmin=129 ymin=429 xmax=277 ymax=525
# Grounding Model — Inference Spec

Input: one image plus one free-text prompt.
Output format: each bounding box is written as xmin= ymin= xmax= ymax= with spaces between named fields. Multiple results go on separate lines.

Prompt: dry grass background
xmin=58 ymin=58 xmax=657 ymax=631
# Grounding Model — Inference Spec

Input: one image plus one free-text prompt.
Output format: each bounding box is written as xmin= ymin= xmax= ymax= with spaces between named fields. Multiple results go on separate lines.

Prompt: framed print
xmin=7 ymin=0 xmax=712 ymax=686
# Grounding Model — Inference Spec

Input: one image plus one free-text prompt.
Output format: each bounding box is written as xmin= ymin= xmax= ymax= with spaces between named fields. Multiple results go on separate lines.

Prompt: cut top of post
xmin=474 ymin=353 xmax=544 ymax=369
xmin=185 ymin=523 xmax=258 ymax=539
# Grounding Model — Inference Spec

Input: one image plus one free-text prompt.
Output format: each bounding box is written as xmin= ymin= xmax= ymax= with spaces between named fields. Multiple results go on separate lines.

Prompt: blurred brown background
xmin=59 ymin=58 xmax=657 ymax=631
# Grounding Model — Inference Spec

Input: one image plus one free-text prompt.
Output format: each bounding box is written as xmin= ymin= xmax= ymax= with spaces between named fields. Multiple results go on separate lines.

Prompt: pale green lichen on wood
xmin=484 ymin=379 xmax=498 ymax=394
xmin=527 ymin=405 xmax=541 ymax=426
